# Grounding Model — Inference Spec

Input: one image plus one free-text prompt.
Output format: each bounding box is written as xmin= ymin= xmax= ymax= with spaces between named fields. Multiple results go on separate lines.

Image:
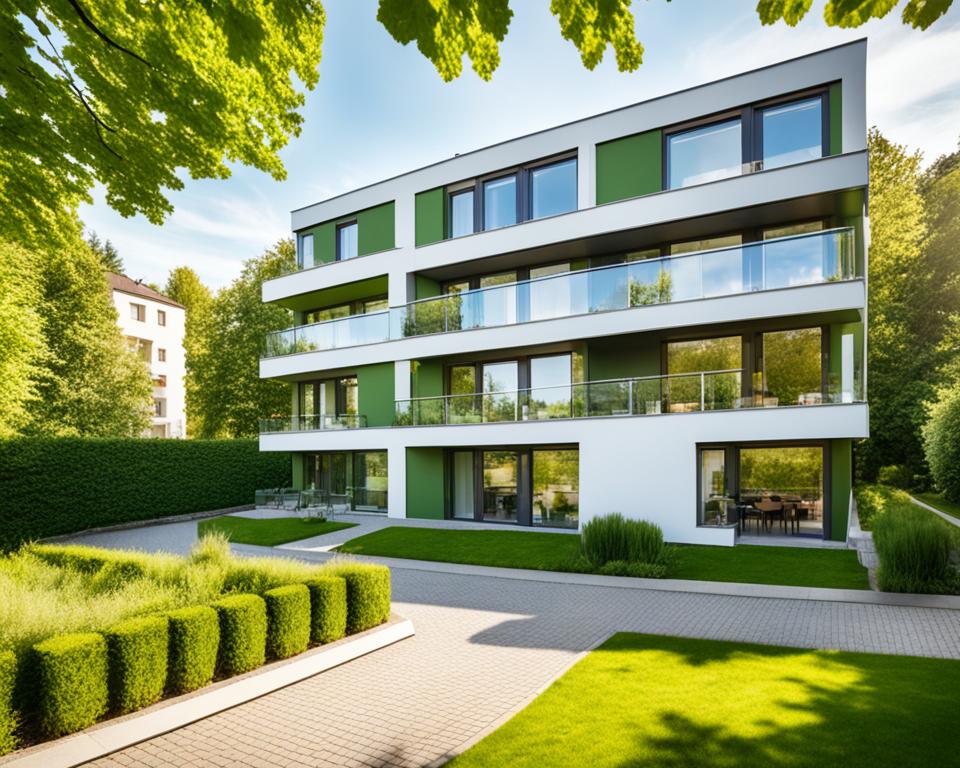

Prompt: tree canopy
xmin=85 ymin=230 xmax=123 ymax=272
xmin=757 ymin=0 xmax=953 ymax=29
xmin=164 ymin=266 xmax=213 ymax=437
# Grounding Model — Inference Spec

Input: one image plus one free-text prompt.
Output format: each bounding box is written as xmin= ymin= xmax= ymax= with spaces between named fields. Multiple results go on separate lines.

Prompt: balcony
xmin=258 ymin=414 xmax=368 ymax=434
xmin=263 ymin=228 xmax=857 ymax=358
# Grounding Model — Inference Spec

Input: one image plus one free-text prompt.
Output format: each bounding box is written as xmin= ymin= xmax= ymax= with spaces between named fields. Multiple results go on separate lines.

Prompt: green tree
xmin=85 ymin=230 xmax=123 ymax=272
xmin=757 ymin=0 xmax=953 ymax=28
xmin=192 ymin=241 xmax=294 ymax=438
xmin=923 ymin=382 xmax=960 ymax=502
xmin=0 ymin=241 xmax=46 ymax=437
xmin=164 ymin=266 xmax=213 ymax=437
xmin=28 ymin=240 xmax=153 ymax=437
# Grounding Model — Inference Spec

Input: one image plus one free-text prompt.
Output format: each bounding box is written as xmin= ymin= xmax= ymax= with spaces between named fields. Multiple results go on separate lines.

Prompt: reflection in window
xmin=530 ymin=263 xmax=576 ymax=320
xmin=762 ymin=222 xmax=829 ymax=288
xmin=762 ymin=328 xmax=822 ymax=406
xmin=666 ymin=336 xmax=741 ymax=412
xmin=528 ymin=354 xmax=572 ymax=419
xmin=337 ymin=222 xmax=358 ymax=260
xmin=483 ymin=175 xmax=517 ymax=230
xmin=483 ymin=451 xmax=518 ymax=522
xmin=668 ymin=119 xmax=742 ymax=189
xmin=530 ymin=158 xmax=577 ymax=219
xmin=306 ymin=304 xmax=351 ymax=324
xmin=299 ymin=233 xmax=314 ymax=268
xmin=450 ymin=189 xmax=474 ymax=238
xmin=482 ymin=361 xmax=518 ymax=422
xmin=671 ymin=235 xmax=744 ymax=299
xmin=353 ymin=451 xmax=388 ymax=510
xmin=761 ymin=97 xmax=823 ymax=170
xmin=533 ymin=449 xmax=579 ymax=528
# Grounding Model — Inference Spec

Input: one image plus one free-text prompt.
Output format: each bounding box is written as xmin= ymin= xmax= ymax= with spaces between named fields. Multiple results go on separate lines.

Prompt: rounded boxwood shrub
xmin=104 ymin=615 xmax=169 ymax=713
xmin=167 ymin=606 xmax=220 ymax=694
xmin=305 ymin=576 xmax=347 ymax=644
xmin=0 ymin=650 xmax=17 ymax=756
xmin=923 ymin=384 xmax=960 ymax=503
xmin=264 ymin=584 xmax=311 ymax=659
xmin=33 ymin=633 xmax=108 ymax=737
xmin=324 ymin=563 xmax=391 ymax=634
xmin=212 ymin=594 xmax=266 ymax=676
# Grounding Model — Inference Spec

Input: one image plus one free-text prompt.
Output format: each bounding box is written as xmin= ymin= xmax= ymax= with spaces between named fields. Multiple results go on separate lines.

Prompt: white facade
xmin=110 ymin=276 xmax=187 ymax=438
xmin=258 ymin=42 xmax=869 ymax=544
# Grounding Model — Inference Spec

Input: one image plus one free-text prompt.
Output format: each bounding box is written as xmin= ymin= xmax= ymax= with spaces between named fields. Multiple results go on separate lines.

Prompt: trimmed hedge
xmin=213 ymin=594 xmax=267 ymax=676
xmin=325 ymin=563 xmax=391 ymax=634
xmin=305 ymin=576 xmax=348 ymax=644
xmin=33 ymin=633 xmax=109 ymax=738
xmin=104 ymin=616 xmax=169 ymax=713
xmin=0 ymin=650 xmax=17 ymax=756
xmin=0 ymin=438 xmax=290 ymax=548
xmin=167 ymin=606 xmax=220 ymax=694
xmin=264 ymin=584 xmax=311 ymax=659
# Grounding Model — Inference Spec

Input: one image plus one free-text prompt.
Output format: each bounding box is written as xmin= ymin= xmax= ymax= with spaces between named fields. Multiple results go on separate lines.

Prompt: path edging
xmin=910 ymin=495 xmax=960 ymax=529
xmin=2 ymin=616 xmax=415 ymax=768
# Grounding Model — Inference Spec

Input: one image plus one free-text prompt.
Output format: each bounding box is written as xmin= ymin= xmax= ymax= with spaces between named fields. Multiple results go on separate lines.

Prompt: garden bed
xmin=0 ymin=536 xmax=390 ymax=756
xmin=198 ymin=515 xmax=356 ymax=546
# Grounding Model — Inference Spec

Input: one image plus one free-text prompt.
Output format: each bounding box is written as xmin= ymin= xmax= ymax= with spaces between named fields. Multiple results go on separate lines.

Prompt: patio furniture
xmin=756 ymin=499 xmax=786 ymax=533
xmin=739 ymin=503 xmax=763 ymax=534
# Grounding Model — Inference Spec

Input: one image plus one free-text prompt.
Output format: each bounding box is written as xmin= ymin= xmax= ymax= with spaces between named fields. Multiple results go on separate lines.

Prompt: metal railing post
xmin=700 ymin=372 xmax=706 ymax=411
xmin=628 ymin=379 xmax=633 ymax=416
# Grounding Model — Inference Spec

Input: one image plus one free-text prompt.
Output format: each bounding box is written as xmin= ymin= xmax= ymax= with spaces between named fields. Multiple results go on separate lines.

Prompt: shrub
xmin=874 ymin=506 xmax=955 ymax=593
xmin=264 ymin=584 xmax=311 ymax=659
xmin=305 ymin=576 xmax=347 ymax=644
xmin=221 ymin=553 xmax=324 ymax=594
xmin=213 ymin=594 xmax=266 ymax=675
xmin=0 ymin=650 xmax=17 ymax=756
xmin=167 ymin=606 xmax=220 ymax=694
xmin=324 ymin=562 xmax=391 ymax=634
xmin=596 ymin=560 xmax=668 ymax=578
xmin=580 ymin=514 xmax=666 ymax=567
xmin=923 ymin=384 xmax=960 ymax=503
xmin=33 ymin=633 xmax=108 ymax=737
xmin=104 ymin=615 xmax=169 ymax=713
xmin=877 ymin=464 xmax=915 ymax=490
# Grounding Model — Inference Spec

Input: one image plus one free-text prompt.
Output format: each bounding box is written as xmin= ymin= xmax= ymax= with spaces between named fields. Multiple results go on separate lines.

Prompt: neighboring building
xmin=258 ymin=41 xmax=868 ymax=545
xmin=108 ymin=273 xmax=187 ymax=438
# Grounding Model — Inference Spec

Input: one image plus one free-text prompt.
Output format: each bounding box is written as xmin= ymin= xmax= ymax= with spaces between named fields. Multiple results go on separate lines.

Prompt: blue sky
xmin=78 ymin=0 xmax=960 ymax=290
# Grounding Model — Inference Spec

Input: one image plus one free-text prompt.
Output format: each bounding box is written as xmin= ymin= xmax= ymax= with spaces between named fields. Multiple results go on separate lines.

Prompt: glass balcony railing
xmin=263 ymin=228 xmax=856 ymax=357
xmin=259 ymin=414 xmax=367 ymax=434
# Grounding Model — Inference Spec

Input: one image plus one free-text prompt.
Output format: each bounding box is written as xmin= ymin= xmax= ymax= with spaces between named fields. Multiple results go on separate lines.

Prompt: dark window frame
xmin=335 ymin=220 xmax=359 ymax=262
xmin=299 ymin=375 xmax=359 ymax=418
xmin=304 ymin=294 xmax=389 ymax=324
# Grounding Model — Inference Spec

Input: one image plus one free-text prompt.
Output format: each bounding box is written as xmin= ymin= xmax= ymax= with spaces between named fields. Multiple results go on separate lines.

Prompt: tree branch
xmin=67 ymin=0 xmax=154 ymax=69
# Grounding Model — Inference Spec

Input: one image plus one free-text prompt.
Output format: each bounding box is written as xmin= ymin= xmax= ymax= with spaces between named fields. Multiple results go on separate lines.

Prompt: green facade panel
xmin=406 ymin=447 xmax=445 ymax=519
xmin=415 ymin=187 xmax=446 ymax=246
xmin=595 ymin=129 xmax=662 ymax=205
xmin=415 ymin=275 xmax=442 ymax=300
xmin=830 ymin=439 xmax=852 ymax=541
xmin=411 ymin=359 xmax=443 ymax=398
xmin=357 ymin=362 xmax=396 ymax=428
xmin=357 ymin=201 xmax=395 ymax=255
xmin=829 ymin=82 xmax=842 ymax=155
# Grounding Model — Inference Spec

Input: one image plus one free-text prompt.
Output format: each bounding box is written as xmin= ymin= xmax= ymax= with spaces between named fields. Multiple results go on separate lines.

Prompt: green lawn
xmin=198 ymin=515 xmax=355 ymax=546
xmin=915 ymin=491 xmax=960 ymax=521
xmin=448 ymin=633 xmax=960 ymax=768
xmin=336 ymin=528 xmax=868 ymax=590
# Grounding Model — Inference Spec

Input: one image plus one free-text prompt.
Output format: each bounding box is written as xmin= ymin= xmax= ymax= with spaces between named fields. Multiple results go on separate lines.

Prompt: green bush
xmin=877 ymin=464 xmax=915 ymax=490
xmin=874 ymin=506 xmax=955 ymax=593
xmin=264 ymin=584 xmax=311 ymax=659
xmin=305 ymin=577 xmax=347 ymax=644
xmin=104 ymin=615 xmax=169 ymax=713
xmin=324 ymin=562 xmax=391 ymax=634
xmin=33 ymin=633 xmax=109 ymax=737
xmin=596 ymin=560 xmax=668 ymax=578
xmin=167 ymin=606 xmax=220 ymax=694
xmin=213 ymin=594 xmax=267 ymax=675
xmin=923 ymin=384 xmax=960 ymax=503
xmin=580 ymin=514 xmax=666 ymax=567
xmin=0 ymin=650 xmax=17 ymax=756
xmin=0 ymin=438 xmax=291 ymax=549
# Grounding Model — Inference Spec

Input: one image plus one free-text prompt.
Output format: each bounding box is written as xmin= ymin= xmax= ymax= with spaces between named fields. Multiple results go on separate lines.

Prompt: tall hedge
xmin=0 ymin=438 xmax=289 ymax=547
xmin=0 ymin=650 xmax=17 ymax=756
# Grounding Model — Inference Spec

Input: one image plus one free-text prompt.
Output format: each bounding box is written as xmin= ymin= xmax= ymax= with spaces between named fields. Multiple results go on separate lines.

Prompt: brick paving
xmin=83 ymin=565 xmax=960 ymax=768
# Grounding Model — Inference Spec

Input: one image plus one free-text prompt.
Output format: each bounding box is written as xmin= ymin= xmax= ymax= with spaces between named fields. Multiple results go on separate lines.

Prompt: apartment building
xmin=109 ymin=273 xmax=187 ymax=438
xmin=259 ymin=41 xmax=868 ymax=545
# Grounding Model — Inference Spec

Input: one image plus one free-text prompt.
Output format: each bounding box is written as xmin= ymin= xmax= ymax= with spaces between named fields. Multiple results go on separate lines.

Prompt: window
xmin=761 ymin=328 xmax=822 ymax=406
xmin=532 ymin=449 xmax=579 ymax=528
xmin=762 ymin=221 xmax=829 ymax=288
xmin=336 ymin=221 xmax=358 ymax=261
xmin=666 ymin=336 xmax=742 ymax=412
xmin=449 ymin=189 xmax=475 ymax=238
xmin=130 ymin=303 xmax=145 ymax=322
xmin=667 ymin=118 xmax=742 ymax=189
xmin=298 ymin=233 xmax=315 ymax=269
xmin=483 ymin=451 xmax=519 ymax=522
xmin=530 ymin=157 xmax=577 ymax=219
xmin=528 ymin=354 xmax=572 ymax=419
xmin=155 ymin=375 xmax=167 ymax=387
xmin=157 ymin=309 xmax=166 ymax=326
xmin=759 ymin=97 xmax=824 ymax=170
xmin=483 ymin=175 xmax=517 ymax=230
xmin=154 ymin=399 xmax=165 ymax=417
xmin=158 ymin=348 xmax=167 ymax=362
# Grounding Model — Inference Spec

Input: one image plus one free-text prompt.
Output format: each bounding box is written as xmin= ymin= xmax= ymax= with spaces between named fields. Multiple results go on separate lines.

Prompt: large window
xmin=761 ymin=328 xmax=822 ymax=406
xmin=336 ymin=221 xmax=358 ymax=260
xmin=530 ymin=158 xmax=577 ymax=220
xmin=299 ymin=376 xmax=358 ymax=420
xmin=353 ymin=451 xmax=387 ymax=510
xmin=483 ymin=175 xmax=518 ymax=230
xmin=759 ymin=97 xmax=824 ymax=170
xmin=449 ymin=188 xmax=475 ymax=238
xmin=528 ymin=354 xmax=572 ymax=420
xmin=738 ymin=446 xmax=824 ymax=537
xmin=532 ymin=449 xmax=579 ymax=528
xmin=298 ymin=232 xmax=315 ymax=269
xmin=304 ymin=451 xmax=387 ymax=512
xmin=666 ymin=336 xmax=741 ymax=412
xmin=667 ymin=118 xmax=742 ymax=189
xmin=483 ymin=451 xmax=518 ymax=522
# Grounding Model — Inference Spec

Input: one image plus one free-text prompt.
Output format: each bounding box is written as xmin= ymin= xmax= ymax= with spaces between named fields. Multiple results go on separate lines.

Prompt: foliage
xmin=0 ymin=437 xmax=290 ymax=548
xmin=164 ymin=267 xmax=213 ymax=437
xmin=739 ymin=446 xmax=822 ymax=495
xmin=628 ymin=270 xmax=672 ymax=306
xmin=198 ymin=516 xmax=356 ymax=547
xmin=264 ymin=584 xmax=311 ymax=659
xmin=580 ymin=513 xmax=666 ymax=567
xmin=0 ymin=2 xmax=324 ymax=251
xmin=595 ymin=560 xmax=668 ymax=578
xmin=191 ymin=241 xmax=295 ymax=437
xmin=0 ymin=650 xmax=16 ymax=756
xmin=166 ymin=606 xmax=220 ymax=694
xmin=0 ymin=242 xmax=45 ymax=438
xmin=32 ymin=633 xmax=109 ymax=738
xmin=212 ymin=594 xmax=267 ymax=676
xmin=876 ymin=464 xmax=916 ymax=490
xmin=305 ymin=577 xmax=348 ymax=645
xmin=323 ymin=562 xmax=392 ymax=634
xmin=853 ymin=483 xmax=902 ymax=530
xmin=873 ymin=505 xmax=956 ymax=594
xmin=104 ymin=615 xmax=169 ymax=713
xmin=922 ymin=383 xmax=960 ymax=502
xmin=85 ymin=231 xmax=123 ymax=273
xmin=757 ymin=0 xmax=953 ymax=28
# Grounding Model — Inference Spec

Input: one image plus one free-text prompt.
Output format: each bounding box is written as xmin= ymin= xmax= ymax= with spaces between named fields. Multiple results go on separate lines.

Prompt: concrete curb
xmin=2 ymin=616 xmax=415 ymax=768
xmin=910 ymin=495 xmax=960 ymax=529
